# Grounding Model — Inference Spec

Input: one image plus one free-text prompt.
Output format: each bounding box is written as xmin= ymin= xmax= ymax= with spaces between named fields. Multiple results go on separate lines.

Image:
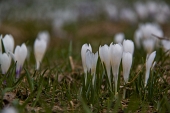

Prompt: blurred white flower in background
xmin=134 ymin=23 xmax=163 ymax=54
xmin=1 ymin=107 xmax=18 ymax=113
xmin=134 ymin=2 xmax=148 ymax=20
xmin=37 ymin=31 xmax=50 ymax=44
xmin=34 ymin=33 xmax=49 ymax=70
xmin=161 ymin=39 xmax=170 ymax=52
xmin=120 ymin=8 xmax=137 ymax=23
xmin=114 ymin=33 xmax=124 ymax=44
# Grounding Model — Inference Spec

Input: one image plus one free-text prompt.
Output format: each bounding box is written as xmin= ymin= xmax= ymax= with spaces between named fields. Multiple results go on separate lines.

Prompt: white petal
xmin=2 ymin=34 xmax=15 ymax=53
xmin=122 ymin=52 xmax=132 ymax=83
xmin=123 ymin=39 xmax=134 ymax=55
xmin=145 ymin=51 xmax=156 ymax=86
xmin=34 ymin=38 xmax=47 ymax=70
xmin=110 ymin=43 xmax=123 ymax=81
xmin=0 ymin=53 xmax=11 ymax=74
xmin=81 ymin=43 xmax=92 ymax=73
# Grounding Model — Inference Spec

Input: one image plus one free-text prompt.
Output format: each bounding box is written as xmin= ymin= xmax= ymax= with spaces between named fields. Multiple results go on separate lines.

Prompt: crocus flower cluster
xmin=81 ymin=44 xmax=98 ymax=85
xmin=0 ymin=31 xmax=49 ymax=78
xmin=81 ymin=39 xmax=134 ymax=95
xmin=0 ymin=34 xmax=27 ymax=78
xmin=134 ymin=23 xmax=163 ymax=54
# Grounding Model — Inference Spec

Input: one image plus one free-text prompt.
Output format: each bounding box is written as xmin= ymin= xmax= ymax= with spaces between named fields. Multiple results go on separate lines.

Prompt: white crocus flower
xmin=0 ymin=53 xmax=11 ymax=74
xmin=122 ymin=52 xmax=133 ymax=83
xmin=114 ymin=33 xmax=125 ymax=44
xmin=34 ymin=38 xmax=47 ymax=70
xmin=110 ymin=43 xmax=123 ymax=94
xmin=122 ymin=52 xmax=132 ymax=99
xmin=1 ymin=107 xmax=18 ymax=113
xmin=37 ymin=31 xmax=50 ymax=44
xmin=123 ymin=39 xmax=134 ymax=55
xmin=81 ymin=44 xmax=92 ymax=74
xmin=2 ymin=34 xmax=14 ymax=53
xmin=145 ymin=51 xmax=156 ymax=87
xmin=85 ymin=50 xmax=98 ymax=85
xmin=10 ymin=43 xmax=27 ymax=78
xmin=81 ymin=43 xmax=92 ymax=86
xmin=99 ymin=44 xmax=111 ymax=86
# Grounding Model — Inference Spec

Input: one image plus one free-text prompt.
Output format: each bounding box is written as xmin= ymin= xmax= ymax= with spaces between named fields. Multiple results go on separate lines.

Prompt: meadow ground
xmin=0 ymin=19 xmax=170 ymax=113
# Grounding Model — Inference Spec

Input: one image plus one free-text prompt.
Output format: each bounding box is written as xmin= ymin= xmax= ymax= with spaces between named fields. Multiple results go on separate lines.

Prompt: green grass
xmin=0 ymin=20 xmax=170 ymax=113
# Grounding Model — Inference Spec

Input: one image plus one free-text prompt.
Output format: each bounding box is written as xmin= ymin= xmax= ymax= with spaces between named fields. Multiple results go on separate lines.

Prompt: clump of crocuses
xmin=81 ymin=39 xmax=134 ymax=96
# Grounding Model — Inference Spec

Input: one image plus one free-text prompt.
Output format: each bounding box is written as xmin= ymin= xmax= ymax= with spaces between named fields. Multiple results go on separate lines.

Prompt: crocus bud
xmin=110 ymin=43 xmax=123 ymax=94
xmin=34 ymin=38 xmax=47 ymax=70
xmin=123 ymin=39 xmax=134 ymax=55
xmin=12 ymin=43 xmax=27 ymax=78
xmin=0 ymin=53 xmax=11 ymax=74
xmin=85 ymin=50 xmax=98 ymax=75
xmin=81 ymin=44 xmax=92 ymax=74
xmin=145 ymin=51 xmax=156 ymax=87
xmin=114 ymin=33 xmax=124 ymax=44
xmin=2 ymin=34 xmax=14 ymax=53
xmin=85 ymin=50 xmax=98 ymax=85
xmin=99 ymin=44 xmax=111 ymax=85
xmin=122 ymin=52 xmax=132 ymax=83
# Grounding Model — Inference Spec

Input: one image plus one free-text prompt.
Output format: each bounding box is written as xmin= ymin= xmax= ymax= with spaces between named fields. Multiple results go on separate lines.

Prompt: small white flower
xmin=0 ymin=53 xmax=11 ymax=74
xmin=81 ymin=44 xmax=92 ymax=74
xmin=85 ymin=50 xmax=98 ymax=85
xmin=114 ymin=33 xmax=124 ymax=44
xmin=99 ymin=44 xmax=111 ymax=85
xmin=34 ymin=38 xmax=47 ymax=70
xmin=123 ymin=39 xmax=134 ymax=55
xmin=145 ymin=51 xmax=156 ymax=87
xmin=85 ymin=50 xmax=98 ymax=75
xmin=1 ymin=107 xmax=18 ymax=113
xmin=2 ymin=34 xmax=15 ymax=53
xmin=110 ymin=43 xmax=123 ymax=93
xmin=122 ymin=52 xmax=133 ymax=83
xmin=10 ymin=43 xmax=27 ymax=78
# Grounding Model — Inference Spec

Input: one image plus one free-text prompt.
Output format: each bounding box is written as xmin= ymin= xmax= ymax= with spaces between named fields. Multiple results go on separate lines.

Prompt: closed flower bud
xmin=81 ymin=44 xmax=92 ymax=74
xmin=122 ymin=52 xmax=132 ymax=83
xmin=145 ymin=51 xmax=156 ymax=87
xmin=0 ymin=53 xmax=11 ymax=74
xmin=123 ymin=39 xmax=134 ymax=55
